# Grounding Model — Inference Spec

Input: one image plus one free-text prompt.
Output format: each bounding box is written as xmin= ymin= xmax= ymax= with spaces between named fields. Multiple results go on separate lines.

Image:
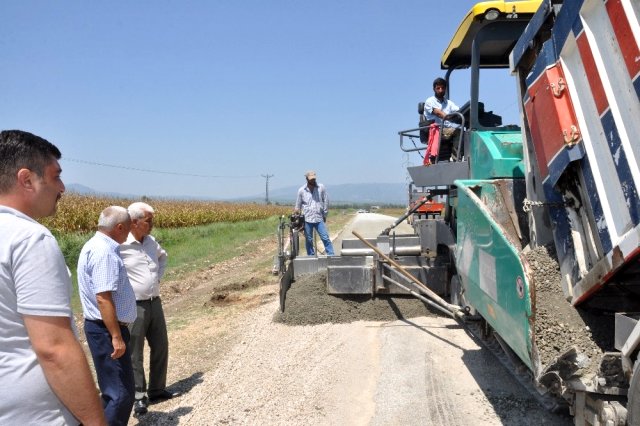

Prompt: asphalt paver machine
xmin=277 ymin=1 xmax=640 ymax=423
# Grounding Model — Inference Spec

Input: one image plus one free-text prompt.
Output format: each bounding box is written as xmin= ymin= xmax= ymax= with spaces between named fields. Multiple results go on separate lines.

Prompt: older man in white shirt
xmin=120 ymin=202 xmax=177 ymax=416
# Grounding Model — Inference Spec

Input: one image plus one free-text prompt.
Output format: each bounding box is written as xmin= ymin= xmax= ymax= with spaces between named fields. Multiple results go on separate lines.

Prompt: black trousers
xmin=130 ymin=297 xmax=169 ymax=398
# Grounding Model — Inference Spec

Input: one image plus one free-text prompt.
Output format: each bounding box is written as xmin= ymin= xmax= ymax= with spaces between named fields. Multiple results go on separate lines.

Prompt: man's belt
xmin=86 ymin=318 xmax=131 ymax=328
xmin=136 ymin=296 xmax=160 ymax=303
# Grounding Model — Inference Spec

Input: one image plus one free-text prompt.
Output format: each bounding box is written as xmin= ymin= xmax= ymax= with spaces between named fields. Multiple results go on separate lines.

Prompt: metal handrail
xmin=399 ymin=111 xmax=466 ymax=161
xmin=399 ymin=125 xmax=430 ymax=153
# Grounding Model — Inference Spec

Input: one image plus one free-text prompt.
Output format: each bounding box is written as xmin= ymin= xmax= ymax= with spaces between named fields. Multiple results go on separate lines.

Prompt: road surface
xmin=132 ymin=213 xmax=572 ymax=425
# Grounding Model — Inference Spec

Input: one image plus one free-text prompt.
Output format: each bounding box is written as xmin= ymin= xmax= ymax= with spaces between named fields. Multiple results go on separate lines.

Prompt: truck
xmin=276 ymin=1 xmax=640 ymax=423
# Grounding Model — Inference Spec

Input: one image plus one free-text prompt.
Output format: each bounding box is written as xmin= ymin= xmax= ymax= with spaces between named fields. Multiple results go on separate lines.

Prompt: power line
xmin=62 ymin=157 xmax=258 ymax=179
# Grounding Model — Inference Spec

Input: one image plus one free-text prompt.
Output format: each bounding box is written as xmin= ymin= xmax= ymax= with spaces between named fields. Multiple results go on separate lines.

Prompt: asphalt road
xmin=337 ymin=213 xmax=572 ymax=425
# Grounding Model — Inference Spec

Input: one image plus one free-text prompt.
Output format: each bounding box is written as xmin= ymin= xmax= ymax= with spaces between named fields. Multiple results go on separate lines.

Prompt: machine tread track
xmin=424 ymin=351 xmax=462 ymax=425
xmin=464 ymin=320 xmax=568 ymax=415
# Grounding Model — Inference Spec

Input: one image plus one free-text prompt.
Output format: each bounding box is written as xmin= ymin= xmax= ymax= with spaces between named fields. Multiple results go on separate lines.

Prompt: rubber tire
xmin=628 ymin=359 xmax=640 ymax=426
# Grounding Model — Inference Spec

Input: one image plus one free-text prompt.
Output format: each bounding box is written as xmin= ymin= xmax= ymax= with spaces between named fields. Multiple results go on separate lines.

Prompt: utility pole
xmin=261 ymin=174 xmax=274 ymax=204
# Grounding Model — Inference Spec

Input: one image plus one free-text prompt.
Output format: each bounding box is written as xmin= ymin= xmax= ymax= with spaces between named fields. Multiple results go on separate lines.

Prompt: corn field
xmin=40 ymin=193 xmax=291 ymax=233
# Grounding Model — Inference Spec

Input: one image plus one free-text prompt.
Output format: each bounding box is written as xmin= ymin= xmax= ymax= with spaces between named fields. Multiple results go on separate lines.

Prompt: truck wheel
xmin=628 ymin=359 xmax=640 ymax=425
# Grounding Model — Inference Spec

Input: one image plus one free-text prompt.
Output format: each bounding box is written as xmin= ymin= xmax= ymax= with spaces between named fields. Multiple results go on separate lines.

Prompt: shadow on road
xmin=385 ymin=298 xmax=467 ymax=351
xmin=135 ymin=406 xmax=193 ymax=426
xmin=165 ymin=371 xmax=205 ymax=397
xmin=132 ymin=372 xmax=205 ymax=425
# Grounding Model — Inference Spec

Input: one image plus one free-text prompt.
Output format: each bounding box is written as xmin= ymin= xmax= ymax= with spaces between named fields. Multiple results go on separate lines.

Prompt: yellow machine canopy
xmin=441 ymin=0 xmax=542 ymax=69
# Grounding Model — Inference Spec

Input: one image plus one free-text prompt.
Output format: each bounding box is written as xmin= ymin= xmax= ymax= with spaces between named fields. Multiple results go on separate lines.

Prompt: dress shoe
xmin=133 ymin=397 xmax=148 ymax=415
xmin=148 ymin=389 xmax=181 ymax=403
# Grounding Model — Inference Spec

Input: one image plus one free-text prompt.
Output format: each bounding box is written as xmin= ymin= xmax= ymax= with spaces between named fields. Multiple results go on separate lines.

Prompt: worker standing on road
xmin=121 ymin=202 xmax=179 ymax=416
xmin=294 ymin=170 xmax=335 ymax=256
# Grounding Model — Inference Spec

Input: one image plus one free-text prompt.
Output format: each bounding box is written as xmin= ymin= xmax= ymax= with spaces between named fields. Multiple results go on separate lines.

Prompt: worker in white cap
xmin=294 ymin=170 xmax=335 ymax=256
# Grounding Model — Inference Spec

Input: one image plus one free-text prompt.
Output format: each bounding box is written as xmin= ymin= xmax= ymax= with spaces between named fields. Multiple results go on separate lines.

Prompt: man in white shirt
xmin=0 ymin=130 xmax=106 ymax=425
xmin=120 ymin=202 xmax=178 ymax=415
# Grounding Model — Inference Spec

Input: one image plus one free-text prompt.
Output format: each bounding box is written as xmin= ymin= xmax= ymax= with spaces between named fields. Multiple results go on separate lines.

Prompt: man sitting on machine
xmin=423 ymin=77 xmax=462 ymax=164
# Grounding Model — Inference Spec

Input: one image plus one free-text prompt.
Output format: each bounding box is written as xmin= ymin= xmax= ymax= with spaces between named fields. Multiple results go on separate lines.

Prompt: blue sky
xmin=1 ymin=1 xmax=521 ymax=199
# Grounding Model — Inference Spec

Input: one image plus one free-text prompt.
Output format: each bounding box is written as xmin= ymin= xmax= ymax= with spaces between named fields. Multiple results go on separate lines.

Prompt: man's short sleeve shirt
xmin=0 ymin=206 xmax=77 ymax=424
xmin=120 ymin=233 xmax=167 ymax=300
xmin=424 ymin=95 xmax=460 ymax=128
xmin=77 ymin=232 xmax=137 ymax=323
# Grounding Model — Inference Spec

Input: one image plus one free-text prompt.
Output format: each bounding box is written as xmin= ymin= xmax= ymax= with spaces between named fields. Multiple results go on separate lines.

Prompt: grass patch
xmin=157 ymin=217 xmax=280 ymax=279
xmin=56 ymin=216 xmax=284 ymax=312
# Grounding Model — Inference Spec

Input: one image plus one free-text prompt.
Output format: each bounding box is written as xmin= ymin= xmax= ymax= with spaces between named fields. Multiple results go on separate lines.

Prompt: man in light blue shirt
xmin=294 ymin=170 xmax=335 ymax=256
xmin=424 ymin=77 xmax=460 ymax=129
xmin=424 ymin=77 xmax=462 ymax=162
xmin=78 ymin=206 xmax=137 ymax=426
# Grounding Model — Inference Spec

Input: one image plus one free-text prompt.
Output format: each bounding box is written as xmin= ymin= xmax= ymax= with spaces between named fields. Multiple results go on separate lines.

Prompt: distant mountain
xmin=66 ymin=184 xmax=220 ymax=201
xmin=65 ymin=183 xmax=140 ymax=200
xmin=239 ymin=182 xmax=409 ymax=206
xmin=65 ymin=182 xmax=410 ymax=205
xmin=66 ymin=183 xmax=97 ymax=194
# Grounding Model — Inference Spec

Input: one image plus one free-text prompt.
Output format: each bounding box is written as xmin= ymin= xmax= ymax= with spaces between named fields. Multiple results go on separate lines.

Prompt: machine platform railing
xmin=399 ymin=112 xmax=466 ymax=163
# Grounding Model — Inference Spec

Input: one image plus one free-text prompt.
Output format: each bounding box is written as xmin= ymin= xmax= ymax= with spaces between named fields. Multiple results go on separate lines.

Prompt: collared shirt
xmin=77 ymin=231 xmax=137 ymax=323
xmin=295 ymin=183 xmax=329 ymax=224
xmin=424 ymin=95 xmax=460 ymax=128
xmin=0 ymin=206 xmax=77 ymax=425
xmin=120 ymin=233 xmax=167 ymax=301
